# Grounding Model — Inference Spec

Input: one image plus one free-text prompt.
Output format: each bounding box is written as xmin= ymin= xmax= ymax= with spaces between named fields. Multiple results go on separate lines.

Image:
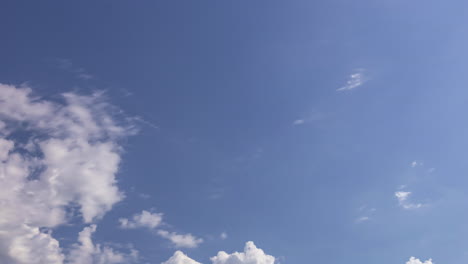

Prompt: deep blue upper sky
xmin=2 ymin=1 xmax=468 ymax=263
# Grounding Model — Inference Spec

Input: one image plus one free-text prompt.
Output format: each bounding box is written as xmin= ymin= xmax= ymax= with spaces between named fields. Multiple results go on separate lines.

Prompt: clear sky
xmin=1 ymin=1 xmax=468 ymax=264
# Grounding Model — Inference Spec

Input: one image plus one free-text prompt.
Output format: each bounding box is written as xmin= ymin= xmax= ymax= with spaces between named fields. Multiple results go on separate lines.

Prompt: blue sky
xmin=1 ymin=1 xmax=468 ymax=263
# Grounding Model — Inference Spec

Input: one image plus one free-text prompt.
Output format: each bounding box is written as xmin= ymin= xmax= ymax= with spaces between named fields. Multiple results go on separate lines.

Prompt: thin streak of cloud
xmin=292 ymin=112 xmax=325 ymax=126
xmin=337 ymin=69 xmax=367 ymax=91
xmin=355 ymin=216 xmax=370 ymax=223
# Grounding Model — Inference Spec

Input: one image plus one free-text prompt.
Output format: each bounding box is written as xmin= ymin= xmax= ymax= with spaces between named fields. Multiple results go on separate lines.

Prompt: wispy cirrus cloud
xmin=355 ymin=205 xmax=376 ymax=223
xmin=55 ymin=58 xmax=94 ymax=80
xmin=337 ymin=69 xmax=367 ymax=92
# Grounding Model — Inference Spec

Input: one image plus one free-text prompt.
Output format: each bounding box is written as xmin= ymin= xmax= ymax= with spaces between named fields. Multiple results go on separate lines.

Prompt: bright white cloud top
xmin=161 ymin=241 xmax=275 ymax=264
xmin=406 ymin=257 xmax=433 ymax=264
xmin=211 ymin=241 xmax=275 ymax=264
xmin=162 ymin=251 xmax=202 ymax=264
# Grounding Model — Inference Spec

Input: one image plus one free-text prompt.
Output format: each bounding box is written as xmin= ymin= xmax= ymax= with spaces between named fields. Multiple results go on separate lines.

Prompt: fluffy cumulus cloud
xmin=157 ymin=230 xmax=204 ymax=249
xmin=162 ymin=251 xmax=202 ymax=264
xmin=0 ymin=84 xmax=135 ymax=263
xmin=119 ymin=210 xmax=163 ymax=229
xmin=0 ymin=84 xmax=278 ymax=264
xmin=406 ymin=257 xmax=433 ymax=264
xmin=162 ymin=241 xmax=275 ymax=264
xmin=211 ymin=241 xmax=275 ymax=264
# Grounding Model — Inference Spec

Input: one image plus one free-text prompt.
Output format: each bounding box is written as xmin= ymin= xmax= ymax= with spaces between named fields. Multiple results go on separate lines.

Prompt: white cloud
xmin=337 ymin=69 xmax=367 ymax=91
xmin=119 ymin=209 xmax=202 ymax=248
xmin=411 ymin=161 xmax=423 ymax=168
xmin=67 ymin=225 xmax=138 ymax=264
xmin=292 ymin=112 xmax=325 ymax=126
xmin=406 ymin=257 xmax=433 ymax=264
xmin=0 ymin=225 xmax=64 ymax=264
xmin=0 ymin=84 xmax=134 ymax=263
xmin=355 ymin=205 xmax=375 ymax=223
xmin=211 ymin=241 xmax=275 ymax=264
xmin=119 ymin=210 xmax=163 ymax=229
xmin=220 ymin=232 xmax=228 ymax=240
xmin=355 ymin=216 xmax=370 ymax=223
xmin=292 ymin=119 xmax=305 ymax=125
xmin=161 ymin=241 xmax=275 ymax=264
xmin=157 ymin=230 xmax=204 ymax=249
xmin=395 ymin=191 xmax=423 ymax=210
xmin=162 ymin=251 xmax=201 ymax=264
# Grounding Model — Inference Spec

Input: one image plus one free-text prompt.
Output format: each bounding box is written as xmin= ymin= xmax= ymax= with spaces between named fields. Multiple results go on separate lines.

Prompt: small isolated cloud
xmin=406 ymin=257 xmax=433 ymax=264
xmin=337 ymin=69 xmax=367 ymax=91
xmin=292 ymin=119 xmax=305 ymax=125
xmin=355 ymin=205 xmax=376 ymax=223
xmin=119 ymin=210 xmax=163 ymax=229
xmin=355 ymin=216 xmax=370 ymax=223
xmin=67 ymin=225 xmax=139 ymax=264
xmin=292 ymin=112 xmax=325 ymax=126
xmin=220 ymin=232 xmax=228 ymax=240
xmin=428 ymin=168 xmax=436 ymax=173
xmin=162 ymin=251 xmax=201 ymax=264
xmin=211 ymin=241 xmax=275 ymax=264
xmin=157 ymin=230 xmax=204 ymax=249
xmin=411 ymin=161 xmax=423 ymax=168
xmin=395 ymin=191 xmax=423 ymax=210
xmin=138 ymin=193 xmax=151 ymax=199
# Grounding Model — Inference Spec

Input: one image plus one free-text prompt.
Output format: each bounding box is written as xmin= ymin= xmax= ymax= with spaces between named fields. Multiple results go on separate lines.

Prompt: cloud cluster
xmin=163 ymin=241 xmax=275 ymax=264
xmin=0 ymin=84 xmax=134 ymax=263
xmin=406 ymin=257 xmax=433 ymax=264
